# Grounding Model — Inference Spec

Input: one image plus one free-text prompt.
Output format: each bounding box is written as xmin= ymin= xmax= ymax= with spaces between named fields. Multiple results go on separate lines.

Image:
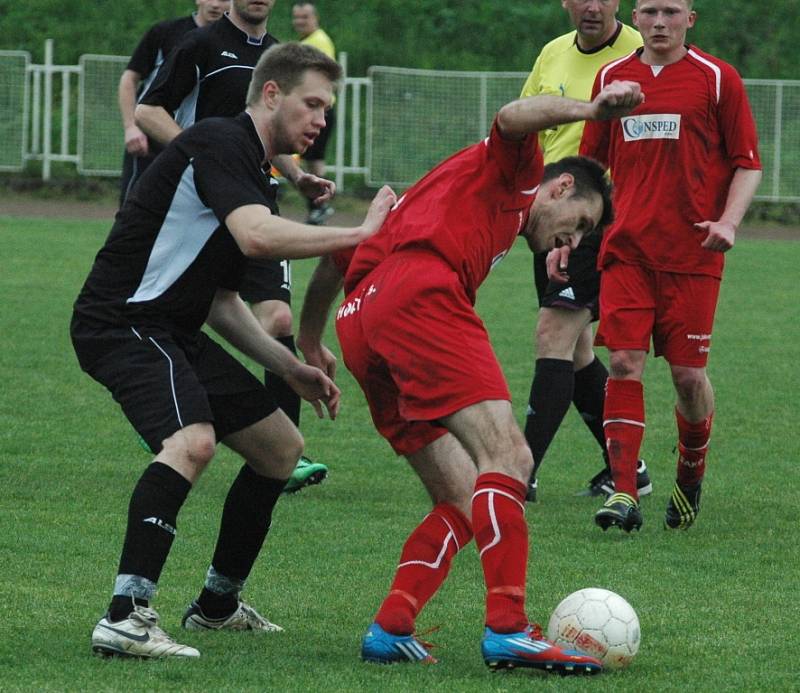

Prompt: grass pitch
xmin=0 ymin=214 xmax=798 ymax=691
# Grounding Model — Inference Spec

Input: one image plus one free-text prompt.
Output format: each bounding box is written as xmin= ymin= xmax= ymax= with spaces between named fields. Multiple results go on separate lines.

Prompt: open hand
xmin=285 ymin=362 xmax=341 ymax=419
xmin=296 ymin=172 xmax=336 ymax=206
xmin=696 ymin=220 xmax=735 ymax=252
xmin=360 ymin=185 xmax=397 ymax=239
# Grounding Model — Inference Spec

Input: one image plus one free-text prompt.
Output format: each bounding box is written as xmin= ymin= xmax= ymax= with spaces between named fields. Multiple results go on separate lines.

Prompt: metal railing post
xmin=42 ymin=39 xmax=53 ymax=181
xmin=335 ymin=52 xmax=348 ymax=193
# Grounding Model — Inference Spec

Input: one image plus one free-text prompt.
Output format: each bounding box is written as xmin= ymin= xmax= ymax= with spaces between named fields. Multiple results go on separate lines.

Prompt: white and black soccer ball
xmin=547 ymin=588 xmax=640 ymax=670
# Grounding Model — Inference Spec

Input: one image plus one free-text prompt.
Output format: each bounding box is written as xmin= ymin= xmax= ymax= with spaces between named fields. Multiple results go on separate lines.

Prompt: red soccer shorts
xmin=335 ymin=251 xmax=511 ymax=456
xmin=596 ymin=262 xmax=721 ymax=367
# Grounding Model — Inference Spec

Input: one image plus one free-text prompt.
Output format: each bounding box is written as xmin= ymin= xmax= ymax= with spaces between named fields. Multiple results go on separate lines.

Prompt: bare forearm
xmin=135 ymin=104 xmax=182 ymax=146
xmin=206 ymin=291 xmax=295 ymax=376
xmin=719 ymin=168 xmax=762 ymax=228
xmin=297 ymin=255 xmax=343 ymax=348
xmin=272 ymin=154 xmax=301 ymax=185
xmin=118 ymin=71 xmax=140 ymax=128
xmin=497 ymin=95 xmax=595 ymax=140
xmin=498 ymin=81 xmax=643 ymax=140
xmin=227 ymin=205 xmax=373 ymax=260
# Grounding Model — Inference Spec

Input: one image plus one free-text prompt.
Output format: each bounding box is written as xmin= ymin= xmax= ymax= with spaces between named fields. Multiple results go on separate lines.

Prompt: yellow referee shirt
xmin=520 ymin=22 xmax=642 ymax=164
xmin=300 ymin=28 xmax=335 ymax=60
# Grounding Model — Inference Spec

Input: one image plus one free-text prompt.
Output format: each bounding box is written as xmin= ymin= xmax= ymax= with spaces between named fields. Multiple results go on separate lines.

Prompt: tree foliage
xmin=0 ymin=0 xmax=796 ymax=78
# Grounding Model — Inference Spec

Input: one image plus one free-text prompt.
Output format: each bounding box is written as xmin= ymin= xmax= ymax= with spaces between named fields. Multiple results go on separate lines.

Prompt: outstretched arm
xmin=225 ymin=185 xmax=396 ymax=260
xmin=497 ymin=81 xmax=644 ymax=140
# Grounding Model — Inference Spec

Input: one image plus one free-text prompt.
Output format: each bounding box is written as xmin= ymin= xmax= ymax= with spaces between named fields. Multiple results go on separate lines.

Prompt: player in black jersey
xmin=118 ymin=0 xmax=229 ymax=205
xmin=137 ymin=0 xmax=333 ymax=493
xmin=74 ymin=43 xmax=397 ymax=659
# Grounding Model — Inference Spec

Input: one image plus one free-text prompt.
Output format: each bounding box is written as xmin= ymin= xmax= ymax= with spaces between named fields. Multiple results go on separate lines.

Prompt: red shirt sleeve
xmin=718 ymin=63 xmax=761 ymax=170
xmin=579 ymin=72 xmax=611 ymax=168
xmin=486 ymin=117 xmax=539 ymax=189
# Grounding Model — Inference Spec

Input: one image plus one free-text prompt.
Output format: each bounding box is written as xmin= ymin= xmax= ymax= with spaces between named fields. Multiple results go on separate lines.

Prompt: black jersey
xmin=140 ymin=13 xmax=279 ymax=127
xmin=127 ymin=15 xmax=199 ymax=97
xmin=75 ymin=113 xmax=280 ymax=335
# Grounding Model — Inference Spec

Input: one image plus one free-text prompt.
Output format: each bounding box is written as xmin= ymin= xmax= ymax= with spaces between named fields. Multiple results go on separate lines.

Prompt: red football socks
xmin=604 ymin=378 xmax=646 ymax=499
xmin=675 ymin=408 xmax=713 ymax=487
xmin=472 ymin=472 xmax=529 ymax=634
xmin=375 ymin=502 xmax=472 ymax=635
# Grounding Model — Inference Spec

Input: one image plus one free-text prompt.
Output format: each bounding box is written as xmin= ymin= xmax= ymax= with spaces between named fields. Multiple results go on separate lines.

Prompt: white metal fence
xmin=2 ymin=42 xmax=799 ymax=201
xmin=367 ymin=65 xmax=800 ymax=202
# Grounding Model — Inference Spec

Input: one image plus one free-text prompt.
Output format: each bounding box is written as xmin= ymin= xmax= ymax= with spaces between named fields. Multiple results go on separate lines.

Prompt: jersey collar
xmin=575 ymin=20 xmax=624 ymax=55
xmin=240 ymin=111 xmax=268 ymax=165
xmin=222 ymin=12 xmax=269 ymax=46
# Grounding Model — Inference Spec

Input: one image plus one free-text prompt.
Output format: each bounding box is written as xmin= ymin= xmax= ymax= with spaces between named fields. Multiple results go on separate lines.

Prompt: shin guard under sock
xmin=573 ymin=357 xmax=610 ymax=451
xmin=472 ymin=473 xmax=529 ymax=633
xmin=524 ymin=358 xmax=574 ymax=478
xmin=603 ymin=379 xmax=645 ymax=498
xmin=675 ymin=408 xmax=713 ymax=487
xmin=203 ymin=465 xmax=285 ymax=612
xmin=375 ymin=503 xmax=472 ymax=635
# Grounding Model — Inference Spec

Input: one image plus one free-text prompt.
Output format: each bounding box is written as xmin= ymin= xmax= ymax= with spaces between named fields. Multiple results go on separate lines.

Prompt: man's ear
xmin=554 ymin=172 xmax=575 ymax=198
xmin=262 ymin=80 xmax=281 ymax=108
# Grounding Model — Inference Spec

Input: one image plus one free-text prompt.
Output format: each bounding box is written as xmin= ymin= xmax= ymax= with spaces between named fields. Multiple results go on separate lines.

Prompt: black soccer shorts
xmin=238 ymin=257 xmax=291 ymax=305
xmin=71 ymin=320 xmax=278 ymax=454
xmin=533 ymin=233 xmax=601 ymax=320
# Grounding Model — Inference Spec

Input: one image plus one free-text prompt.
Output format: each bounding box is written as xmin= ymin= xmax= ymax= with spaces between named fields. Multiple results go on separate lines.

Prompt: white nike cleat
xmin=182 ymin=600 xmax=283 ymax=632
xmin=92 ymin=604 xmax=200 ymax=659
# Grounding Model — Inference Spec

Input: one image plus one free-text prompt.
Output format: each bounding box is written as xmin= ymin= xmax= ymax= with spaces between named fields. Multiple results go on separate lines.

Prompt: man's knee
xmin=608 ymin=350 xmax=646 ymax=380
xmin=160 ymin=424 xmax=217 ymax=480
xmin=251 ymin=427 xmax=304 ymax=478
xmin=670 ymin=366 xmax=709 ymax=403
xmin=252 ymin=300 xmax=293 ymax=337
xmin=535 ymin=308 xmax=590 ymax=359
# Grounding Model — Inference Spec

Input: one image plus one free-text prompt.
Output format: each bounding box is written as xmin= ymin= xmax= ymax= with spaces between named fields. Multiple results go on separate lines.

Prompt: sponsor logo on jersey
xmin=686 ymin=333 xmax=712 ymax=341
xmin=221 ymin=51 xmax=239 ymax=59
xmin=621 ymin=114 xmax=681 ymax=141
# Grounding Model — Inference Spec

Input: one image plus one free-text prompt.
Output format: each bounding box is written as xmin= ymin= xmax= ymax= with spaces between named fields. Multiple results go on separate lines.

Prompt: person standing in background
xmin=518 ymin=0 xmax=647 ymax=503
xmin=292 ymin=2 xmax=337 ymax=225
xmin=581 ymin=0 xmax=762 ymax=532
xmin=136 ymin=0 xmax=333 ymax=494
xmin=117 ymin=0 xmax=230 ymax=205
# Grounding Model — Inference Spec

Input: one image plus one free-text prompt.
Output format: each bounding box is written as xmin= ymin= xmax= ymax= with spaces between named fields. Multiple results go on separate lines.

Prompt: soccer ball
xmin=547 ymin=588 xmax=640 ymax=670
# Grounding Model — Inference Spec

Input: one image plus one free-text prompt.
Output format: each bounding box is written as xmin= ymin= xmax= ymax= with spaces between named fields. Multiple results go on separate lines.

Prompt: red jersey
xmin=580 ymin=46 xmax=761 ymax=278
xmin=344 ymin=120 xmax=543 ymax=303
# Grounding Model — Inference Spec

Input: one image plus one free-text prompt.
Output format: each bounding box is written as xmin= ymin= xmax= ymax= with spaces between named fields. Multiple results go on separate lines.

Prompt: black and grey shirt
xmin=127 ymin=14 xmax=199 ymax=98
xmin=140 ymin=13 xmax=279 ymax=127
xmin=74 ymin=113 xmax=279 ymax=335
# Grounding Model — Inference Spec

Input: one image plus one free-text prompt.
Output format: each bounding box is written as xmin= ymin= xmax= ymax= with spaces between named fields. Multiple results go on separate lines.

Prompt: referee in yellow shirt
xmin=520 ymin=0 xmax=647 ymax=503
xmin=292 ymin=2 xmax=337 ymax=224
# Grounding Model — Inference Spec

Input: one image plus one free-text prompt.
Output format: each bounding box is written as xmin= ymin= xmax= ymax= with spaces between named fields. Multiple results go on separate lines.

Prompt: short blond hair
xmin=636 ymin=0 xmax=693 ymax=7
xmin=246 ymin=42 xmax=341 ymax=106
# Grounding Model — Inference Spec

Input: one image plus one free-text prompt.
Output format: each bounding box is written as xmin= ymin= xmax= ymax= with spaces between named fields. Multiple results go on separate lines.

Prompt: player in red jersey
xmin=297 ymin=82 xmax=643 ymax=673
xmin=579 ymin=0 xmax=762 ymax=532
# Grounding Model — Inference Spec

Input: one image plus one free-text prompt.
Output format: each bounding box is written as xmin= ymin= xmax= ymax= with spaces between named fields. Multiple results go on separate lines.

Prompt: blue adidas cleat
xmin=361 ymin=622 xmax=436 ymax=664
xmin=482 ymin=624 xmax=602 ymax=675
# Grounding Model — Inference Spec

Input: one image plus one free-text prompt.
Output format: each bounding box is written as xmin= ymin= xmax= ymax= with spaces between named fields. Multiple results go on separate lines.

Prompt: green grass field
xmin=1 ymin=214 xmax=798 ymax=691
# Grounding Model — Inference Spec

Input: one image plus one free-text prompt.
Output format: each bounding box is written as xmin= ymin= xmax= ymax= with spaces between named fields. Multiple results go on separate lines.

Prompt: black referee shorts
xmin=238 ymin=257 xmax=292 ymax=305
xmin=71 ymin=319 xmax=278 ymax=454
xmin=533 ymin=234 xmax=602 ymax=320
